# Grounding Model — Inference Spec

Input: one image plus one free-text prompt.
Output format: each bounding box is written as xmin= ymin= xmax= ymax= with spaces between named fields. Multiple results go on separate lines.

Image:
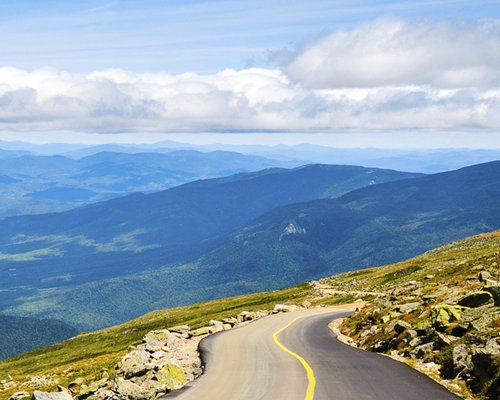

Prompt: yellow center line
xmin=272 ymin=316 xmax=316 ymax=400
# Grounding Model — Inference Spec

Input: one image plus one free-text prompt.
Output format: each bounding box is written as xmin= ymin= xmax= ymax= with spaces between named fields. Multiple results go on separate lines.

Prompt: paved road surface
xmin=166 ymin=307 xmax=460 ymax=400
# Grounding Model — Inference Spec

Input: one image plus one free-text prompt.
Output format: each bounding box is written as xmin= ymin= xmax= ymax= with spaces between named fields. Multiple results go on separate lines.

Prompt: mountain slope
xmin=0 ymin=230 xmax=498 ymax=400
xmin=195 ymin=161 xmax=500 ymax=285
xmin=2 ymin=162 xmax=498 ymax=330
xmin=0 ymin=315 xmax=78 ymax=359
xmin=0 ymin=164 xmax=420 ymax=328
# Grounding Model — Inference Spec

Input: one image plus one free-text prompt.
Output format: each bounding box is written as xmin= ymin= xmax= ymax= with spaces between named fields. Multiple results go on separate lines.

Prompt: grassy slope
xmin=0 ymin=285 xmax=314 ymax=399
xmin=1 ymin=230 xmax=499 ymax=399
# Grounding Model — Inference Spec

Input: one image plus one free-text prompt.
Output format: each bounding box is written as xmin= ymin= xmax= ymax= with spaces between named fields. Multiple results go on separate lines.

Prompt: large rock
xmin=142 ymin=330 xmax=169 ymax=352
xmin=413 ymin=319 xmax=432 ymax=336
xmin=209 ymin=320 xmax=224 ymax=333
xmin=155 ymin=364 xmax=187 ymax=390
xmin=274 ymin=304 xmax=299 ymax=313
xmin=460 ymin=305 xmax=498 ymax=331
xmin=168 ymin=325 xmax=190 ymax=335
xmin=394 ymin=320 xmax=412 ymax=334
xmin=431 ymin=304 xmax=464 ymax=329
xmin=190 ymin=326 xmax=210 ymax=337
xmin=113 ymin=379 xmax=149 ymax=400
xmin=483 ymin=285 xmax=500 ymax=306
xmin=452 ymin=340 xmax=500 ymax=394
xmin=458 ymin=291 xmax=493 ymax=308
xmin=478 ymin=271 xmax=492 ymax=282
xmin=32 ymin=392 xmax=73 ymax=400
xmin=67 ymin=378 xmax=85 ymax=395
xmin=118 ymin=350 xmax=152 ymax=378
xmin=301 ymin=300 xmax=312 ymax=309
xmin=396 ymin=302 xmax=420 ymax=313
xmin=221 ymin=317 xmax=238 ymax=327
xmin=237 ymin=311 xmax=257 ymax=322
xmin=409 ymin=342 xmax=435 ymax=359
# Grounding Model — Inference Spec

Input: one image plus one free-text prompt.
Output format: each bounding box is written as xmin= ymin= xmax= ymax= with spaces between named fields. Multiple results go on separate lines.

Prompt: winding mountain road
xmin=166 ymin=307 xmax=460 ymax=400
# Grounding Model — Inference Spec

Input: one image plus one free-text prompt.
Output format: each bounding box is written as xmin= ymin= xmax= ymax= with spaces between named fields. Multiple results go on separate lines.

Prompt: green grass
xmin=0 ymin=284 xmax=313 ymax=399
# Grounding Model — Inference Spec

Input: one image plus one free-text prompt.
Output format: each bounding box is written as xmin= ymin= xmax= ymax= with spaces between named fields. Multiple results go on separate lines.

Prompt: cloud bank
xmin=0 ymin=19 xmax=499 ymax=133
xmin=285 ymin=19 xmax=500 ymax=89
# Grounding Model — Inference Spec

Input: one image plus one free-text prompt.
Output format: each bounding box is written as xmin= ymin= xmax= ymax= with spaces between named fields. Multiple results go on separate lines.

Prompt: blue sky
xmin=1 ymin=0 xmax=498 ymax=72
xmin=0 ymin=0 xmax=499 ymax=147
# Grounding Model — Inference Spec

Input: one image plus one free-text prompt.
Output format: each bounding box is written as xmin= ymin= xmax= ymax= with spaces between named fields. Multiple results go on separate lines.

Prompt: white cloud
xmin=0 ymin=20 xmax=499 ymax=134
xmin=285 ymin=19 xmax=500 ymax=89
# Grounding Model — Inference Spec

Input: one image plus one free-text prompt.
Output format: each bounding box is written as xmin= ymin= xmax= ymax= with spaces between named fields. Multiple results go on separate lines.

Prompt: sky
xmin=0 ymin=0 xmax=499 ymax=148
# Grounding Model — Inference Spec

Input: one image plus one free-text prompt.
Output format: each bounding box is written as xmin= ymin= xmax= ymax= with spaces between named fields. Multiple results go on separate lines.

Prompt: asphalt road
xmin=166 ymin=307 xmax=461 ymax=400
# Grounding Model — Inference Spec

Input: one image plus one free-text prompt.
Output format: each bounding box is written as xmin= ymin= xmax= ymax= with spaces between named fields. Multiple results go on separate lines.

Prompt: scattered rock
xmin=113 ymin=379 xmax=149 ymax=400
xmin=405 ymin=329 xmax=418 ymax=340
xmin=67 ymin=378 xmax=85 ymax=395
xmin=169 ymin=325 xmax=190 ymax=336
xmin=118 ymin=349 xmax=152 ymax=378
xmin=209 ymin=320 xmax=224 ymax=333
xmin=396 ymin=302 xmax=420 ymax=313
xmin=413 ymin=319 xmax=432 ymax=336
xmin=142 ymin=330 xmax=169 ymax=352
xmin=483 ymin=285 xmax=500 ymax=306
xmin=394 ymin=320 xmax=412 ymax=334
xmin=478 ymin=271 xmax=492 ymax=282
xmin=301 ymin=300 xmax=312 ymax=309
xmin=410 ymin=342 xmax=435 ymax=359
xmin=457 ymin=291 xmax=493 ymax=308
xmin=32 ymin=391 xmax=73 ymax=400
xmin=190 ymin=327 xmax=210 ymax=337
xmin=155 ymin=364 xmax=187 ymax=390
xmin=371 ymin=340 xmax=388 ymax=352
xmin=273 ymin=304 xmax=299 ymax=313
xmin=431 ymin=304 xmax=464 ymax=329
xmin=380 ymin=314 xmax=391 ymax=324
xmin=237 ymin=311 xmax=257 ymax=321
xmin=221 ymin=317 xmax=238 ymax=326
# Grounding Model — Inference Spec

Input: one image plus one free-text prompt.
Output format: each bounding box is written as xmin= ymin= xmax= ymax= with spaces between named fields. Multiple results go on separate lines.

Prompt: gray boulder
xmin=113 ymin=379 xmax=149 ymax=400
xmin=458 ymin=291 xmax=493 ymax=308
xmin=410 ymin=342 xmax=435 ymax=359
xmin=478 ymin=271 xmax=491 ymax=282
xmin=273 ymin=304 xmax=299 ymax=313
xmin=396 ymin=302 xmax=420 ymax=313
xmin=483 ymin=285 xmax=500 ymax=306
xmin=118 ymin=350 xmax=152 ymax=378
xmin=142 ymin=330 xmax=169 ymax=352
xmin=394 ymin=320 xmax=412 ymax=334
xmin=237 ymin=311 xmax=257 ymax=322
xmin=32 ymin=391 xmax=73 ymax=400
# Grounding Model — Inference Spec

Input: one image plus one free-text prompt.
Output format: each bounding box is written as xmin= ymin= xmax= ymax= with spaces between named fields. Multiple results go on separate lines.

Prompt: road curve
xmin=166 ymin=307 xmax=460 ymax=400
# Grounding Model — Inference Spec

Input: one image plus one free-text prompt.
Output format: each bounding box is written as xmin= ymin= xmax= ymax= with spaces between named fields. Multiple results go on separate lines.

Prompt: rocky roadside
xmin=336 ymin=269 xmax=499 ymax=400
xmin=7 ymin=304 xmax=306 ymax=400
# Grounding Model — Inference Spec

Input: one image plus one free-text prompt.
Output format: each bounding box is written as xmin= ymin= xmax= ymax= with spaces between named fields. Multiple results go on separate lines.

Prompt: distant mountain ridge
xmin=0 ymin=149 xmax=301 ymax=216
xmin=0 ymin=164 xmax=421 ymax=329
